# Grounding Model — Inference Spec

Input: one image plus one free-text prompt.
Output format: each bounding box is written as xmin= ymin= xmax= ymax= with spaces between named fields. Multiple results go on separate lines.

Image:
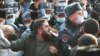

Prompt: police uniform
xmin=58 ymin=2 xmax=84 ymax=56
xmin=54 ymin=5 xmax=66 ymax=31
xmin=59 ymin=19 xmax=78 ymax=56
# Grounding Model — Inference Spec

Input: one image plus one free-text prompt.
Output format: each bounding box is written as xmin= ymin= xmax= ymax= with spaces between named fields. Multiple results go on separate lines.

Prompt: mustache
xmin=50 ymin=30 xmax=59 ymax=37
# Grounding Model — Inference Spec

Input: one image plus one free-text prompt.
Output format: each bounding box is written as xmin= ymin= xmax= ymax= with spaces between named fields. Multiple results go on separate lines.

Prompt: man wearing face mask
xmin=58 ymin=2 xmax=85 ymax=56
xmin=55 ymin=6 xmax=66 ymax=31
xmin=6 ymin=14 xmax=16 ymax=25
xmin=38 ymin=2 xmax=53 ymax=21
xmin=76 ymin=0 xmax=90 ymax=19
xmin=18 ymin=11 xmax=33 ymax=37
xmin=22 ymin=11 xmax=33 ymax=28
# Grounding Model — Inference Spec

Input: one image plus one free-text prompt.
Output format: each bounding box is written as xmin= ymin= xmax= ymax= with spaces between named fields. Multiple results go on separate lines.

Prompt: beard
xmin=42 ymin=31 xmax=52 ymax=42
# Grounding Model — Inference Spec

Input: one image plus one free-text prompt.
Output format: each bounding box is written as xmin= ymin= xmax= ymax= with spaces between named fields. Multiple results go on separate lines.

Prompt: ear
xmin=96 ymin=29 xmax=100 ymax=37
xmin=38 ymin=28 xmax=43 ymax=34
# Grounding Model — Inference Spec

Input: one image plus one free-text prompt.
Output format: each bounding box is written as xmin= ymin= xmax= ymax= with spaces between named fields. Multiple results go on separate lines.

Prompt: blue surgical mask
xmin=6 ymin=18 xmax=15 ymax=25
xmin=39 ymin=9 xmax=51 ymax=21
xmin=25 ymin=23 xmax=31 ymax=28
xmin=56 ymin=17 xmax=66 ymax=23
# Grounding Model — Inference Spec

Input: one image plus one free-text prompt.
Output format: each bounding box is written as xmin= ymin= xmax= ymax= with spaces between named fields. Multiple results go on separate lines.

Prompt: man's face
xmin=23 ymin=19 xmax=33 ymax=28
xmin=45 ymin=9 xmax=52 ymax=15
xmin=41 ymin=21 xmax=50 ymax=34
xmin=40 ymin=21 xmax=51 ymax=41
xmin=56 ymin=13 xmax=66 ymax=23
xmin=70 ymin=10 xmax=83 ymax=22
xmin=56 ymin=13 xmax=65 ymax=18
xmin=23 ymin=19 xmax=32 ymax=25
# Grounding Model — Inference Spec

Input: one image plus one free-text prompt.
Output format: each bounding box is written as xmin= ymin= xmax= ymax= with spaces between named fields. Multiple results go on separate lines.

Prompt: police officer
xmin=30 ymin=0 xmax=48 ymax=20
xmin=54 ymin=6 xmax=66 ymax=31
xmin=58 ymin=2 xmax=85 ymax=56
xmin=38 ymin=2 xmax=53 ymax=21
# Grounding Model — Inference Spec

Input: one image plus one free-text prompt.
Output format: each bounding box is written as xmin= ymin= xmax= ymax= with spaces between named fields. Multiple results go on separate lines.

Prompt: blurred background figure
xmin=18 ymin=11 xmax=33 ymax=37
xmin=14 ymin=0 xmax=31 ymax=27
xmin=0 ymin=29 xmax=10 ymax=49
xmin=78 ymin=34 xmax=98 ymax=46
xmin=19 ymin=0 xmax=31 ymax=19
xmin=54 ymin=6 xmax=66 ymax=31
xmin=0 ymin=29 xmax=12 ymax=56
xmin=0 ymin=24 xmax=23 ymax=56
xmin=75 ymin=0 xmax=93 ymax=19
xmin=6 ymin=14 xmax=16 ymax=25
xmin=5 ymin=0 xmax=20 ymax=21
xmin=30 ymin=0 xmax=47 ymax=20
xmin=76 ymin=46 xmax=100 ymax=56
xmin=0 ymin=25 xmax=18 ymax=41
xmin=0 ymin=0 xmax=5 ymax=9
xmin=83 ymin=19 xmax=99 ymax=37
xmin=56 ymin=0 xmax=69 ymax=6
xmin=71 ymin=18 xmax=100 ymax=47
xmin=0 ymin=10 xmax=6 ymax=27
xmin=22 ymin=11 xmax=33 ymax=28
xmin=93 ymin=3 xmax=100 ymax=24
xmin=70 ymin=33 xmax=98 ymax=56
xmin=38 ymin=2 xmax=53 ymax=21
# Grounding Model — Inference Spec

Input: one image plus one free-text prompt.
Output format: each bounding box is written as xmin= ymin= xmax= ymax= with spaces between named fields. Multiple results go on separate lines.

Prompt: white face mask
xmin=15 ymin=11 xmax=20 ymax=19
xmin=56 ymin=17 xmax=66 ymax=23
xmin=83 ymin=11 xmax=88 ymax=18
xmin=75 ymin=16 xmax=85 ymax=24
xmin=25 ymin=24 xmax=31 ymax=28
xmin=42 ymin=14 xmax=51 ymax=21
xmin=42 ymin=9 xmax=51 ymax=21
xmin=57 ymin=3 xmax=68 ymax=7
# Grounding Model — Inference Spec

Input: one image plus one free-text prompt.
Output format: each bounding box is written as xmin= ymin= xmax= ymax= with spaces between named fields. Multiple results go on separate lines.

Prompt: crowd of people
xmin=0 ymin=0 xmax=100 ymax=56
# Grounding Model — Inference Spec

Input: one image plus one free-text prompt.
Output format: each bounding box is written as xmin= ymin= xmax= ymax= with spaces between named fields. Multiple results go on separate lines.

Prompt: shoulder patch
xmin=62 ymin=34 xmax=68 ymax=42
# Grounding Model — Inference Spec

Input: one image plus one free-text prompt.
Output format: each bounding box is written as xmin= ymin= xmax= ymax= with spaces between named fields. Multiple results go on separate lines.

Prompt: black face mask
xmin=42 ymin=31 xmax=52 ymax=42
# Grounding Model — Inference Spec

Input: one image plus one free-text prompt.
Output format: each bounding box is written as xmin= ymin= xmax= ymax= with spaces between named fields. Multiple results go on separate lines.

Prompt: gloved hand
xmin=0 ymin=29 xmax=10 ymax=49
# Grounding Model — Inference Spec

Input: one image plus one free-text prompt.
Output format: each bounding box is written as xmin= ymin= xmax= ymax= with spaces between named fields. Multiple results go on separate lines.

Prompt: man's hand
xmin=49 ymin=45 xmax=58 ymax=54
